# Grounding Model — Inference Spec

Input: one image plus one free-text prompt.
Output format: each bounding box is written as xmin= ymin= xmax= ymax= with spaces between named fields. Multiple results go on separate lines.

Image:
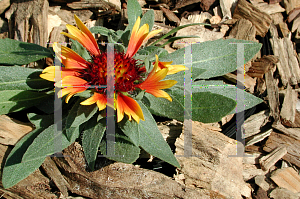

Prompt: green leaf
xmin=2 ymin=128 xmax=46 ymax=188
xmin=0 ymin=38 xmax=53 ymax=65
xmin=120 ymin=29 xmax=131 ymax=47
xmin=89 ymin=26 xmax=115 ymax=36
xmin=34 ymin=94 xmax=55 ymax=114
xmin=145 ymin=70 xmax=237 ymax=123
xmin=0 ymin=90 xmax=49 ymax=114
xmin=65 ymin=99 xmax=98 ymax=141
xmin=127 ymin=0 xmax=143 ymax=31
xmin=2 ymin=113 xmax=54 ymax=189
xmin=108 ymin=35 xmax=126 ymax=52
xmin=190 ymin=91 xmax=236 ymax=123
xmin=134 ymin=90 xmax=145 ymax=101
xmin=192 ymin=81 xmax=263 ymax=114
xmin=99 ymin=126 xmax=140 ymax=164
xmin=159 ymin=39 xmax=262 ymax=79
xmin=82 ymin=116 xmax=106 ymax=170
xmin=143 ymin=89 xmax=236 ymax=123
xmin=21 ymin=124 xmax=73 ymax=164
xmin=71 ymin=39 xmax=91 ymax=61
xmin=151 ymin=23 xmax=209 ymax=46
xmin=137 ymin=46 xmax=169 ymax=60
xmin=134 ymin=46 xmax=169 ymax=72
xmin=118 ymin=118 xmax=139 ymax=147
xmin=140 ymin=9 xmax=154 ymax=31
xmin=137 ymin=101 xmax=180 ymax=168
xmin=0 ymin=66 xmax=54 ymax=91
xmin=142 ymin=92 xmax=184 ymax=121
xmin=89 ymin=27 xmax=125 ymax=52
xmin=27 ymin=113 xmax=54 ymax=128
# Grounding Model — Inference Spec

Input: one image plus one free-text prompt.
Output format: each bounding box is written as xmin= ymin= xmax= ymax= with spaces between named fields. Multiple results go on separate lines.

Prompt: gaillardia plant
xmin=0 ymin=0 xmax=262 ymax=189
xmin=40 ymin=15 xmax=181 ymax=123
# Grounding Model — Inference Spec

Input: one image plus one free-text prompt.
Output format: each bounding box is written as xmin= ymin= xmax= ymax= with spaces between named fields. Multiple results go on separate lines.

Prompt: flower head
xmin=40 ymin=15 xmax=182 ymax=123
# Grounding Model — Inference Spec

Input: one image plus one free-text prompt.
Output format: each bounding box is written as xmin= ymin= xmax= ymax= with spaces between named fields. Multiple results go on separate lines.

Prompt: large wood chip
xmin=272 ymin=122 xmax=300 ymax=139
xmin=49 ymin=8 xmax=94 ymax=25
xmin=0 ymin=0 xmax=10 ymax=15
xmin=228 ymin=18 xmax=257 ymax=41
xmin=233 ymin=0 xmax=272 ymax=37
xmin=175 ymin=121 xmax=251 ymax=198
xmin=253 ymin=187 xmax=269 ymax=199
xmin=284 ymin=35 xmax=300 ymax=82
xmin=243 ymin=163 xmax=267 ymax=181
xmin=259 ymin=146 xmax=287 ymax=171
xmin=270 ymin=187 xmax=300 ymax=199
xmin=49 ymin=25 xmax=67 ymax=45
xmin=247 ymin=55 xmax=278 ymax=78
xmin=269 ymin=24 xmax=300 ymax=85
xmin=254 ymin=175 xmax=270 ymax=191
xmin=292 ymin=14 xmax=300 ymax=34
xmin=250 ymin=0 xmax=285 ymax=15
xmin=67 ymin=0 xmax=120 ymax=11
xmin=159 ymin=6 xmax=180 ymax=25
xmin=288 ymin=7 xmax=300 ymax=22
xmin=264 ymin=132 xmax=300 ymax=167
xmin=200 ymin=0 xmax=218 ymax=11
xmin=282 ymin=0 xmax=300 ymax=14
xmin=52 ymin=142 xmax=222 ymax=199
xmin=280 ymin=84 xmax=298 ymax=125
xmin=5 ymin=0 xmax=49 ymax=48
xmin=244 ymin=110 xmax=269 ymax=138
xmin=265 ymin=69 xmax=280 ymax=122
xmin=172 ymin=18 xmax=224 ymax=49
xmin=175 ymin=0 xmax=203 ymax=10
xmin=278 ymin=22 xmax=290 ymax=37
xmin=246 ymin=129 xmax=273 ymax=146
xmin=6 ymin=170 xmax=57 ymax=199
xmin=220 ymin=0 xmax=238 ymax=20
xmin=42 ymin=157 xmax=69 ymax=197
xmin=271 ymin=167 xmax=300 ymax=193
xmin=0 ymin=115 xmax=33 ymax=146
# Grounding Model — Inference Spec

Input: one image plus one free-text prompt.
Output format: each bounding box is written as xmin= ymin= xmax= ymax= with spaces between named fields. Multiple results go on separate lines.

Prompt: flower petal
xmin=74 ymin=14 xmax=99 ymax=56
xmin=126 ymin=17 xmax=162 ymax=58
xmin=146 ymin=89 xmax=172 ymax=101
xmin=128 ymin=16 xmax=141 ymax=48
xmin=62 ymin=58 xmax=88 ymax=70
xmin=157 ymin=60 xmax=188 ymax=75
xmin=61 ymin=25 xmax=99 ymax=57
xmin=140 ymin=80 xmax=177 ymax=90
xmin=144 ymin=29 xmax=162 ymax=42
xmin=40 ymin=66 xmax=79 ymax=82
xmin=58 ymin=87 xmax=87 ymax=99
xmin=116 ymin=93 xmax=144 ymax=123
xmin=81 ymin=92 xmax=107 ymax=111
xmin=65 ymin=87 xmax=86 ymax=103
xmin=157 ymin=61 xmax=173 ymax=70
xmin=61 ymin=46 xmax=89 ymax=65
xmin=116 ymin=94 xmax=124 ymax=122
xmin=165 ymin=64 xmax=187 ymax=75
xmin=56 ymin=76 xmax=87 ymax=88
xmin=53 ymin=42 xmax=62 ymax=62
xmin=40 ymin=66 xmax=56 ymax=82
xmin=137 ymin=55 xmax=177 ymax=101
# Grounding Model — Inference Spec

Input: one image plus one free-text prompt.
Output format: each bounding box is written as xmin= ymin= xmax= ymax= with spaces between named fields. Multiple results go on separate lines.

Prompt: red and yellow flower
xmin=40 ymin=15 xmax=183 ymax=123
